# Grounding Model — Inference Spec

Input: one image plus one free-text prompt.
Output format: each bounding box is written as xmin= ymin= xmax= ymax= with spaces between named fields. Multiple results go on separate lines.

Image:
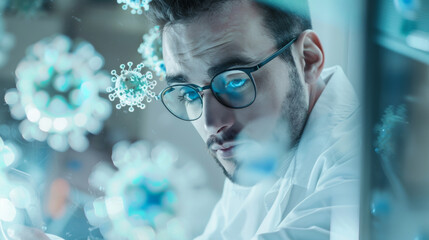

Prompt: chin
xmin=231 ymin=165 xmax=273 ymax=187
xmin=219 ymin=158 xmax=237 ymax=181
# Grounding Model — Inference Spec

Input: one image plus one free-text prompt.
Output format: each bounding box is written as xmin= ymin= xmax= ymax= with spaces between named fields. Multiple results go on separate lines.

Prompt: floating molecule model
xmin=138 ymin=26 xmax=166 ymax=80
xmin=107 ymin=62 xmax=157 ymax=112
xmin=5 ymin=35 xmax=112 ymax=152
xmin=117 ymin=0 xmax=152 ymax=15
xmin=0 ymin=1 xmax=14 ymax=68
xmin=86 ymin=141 xmax=218 ymax=240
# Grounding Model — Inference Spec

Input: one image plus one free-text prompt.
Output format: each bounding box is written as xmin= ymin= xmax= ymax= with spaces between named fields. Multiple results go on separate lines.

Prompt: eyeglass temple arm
xmin=255 ymin=37 xmax=297 ymax=70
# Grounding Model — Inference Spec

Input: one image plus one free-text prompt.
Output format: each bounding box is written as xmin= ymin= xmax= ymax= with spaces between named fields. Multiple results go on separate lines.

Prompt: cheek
xmin=191 ymin=120 xmax=207 ymax=141
xmin=248 ymin=63 xmax=291 ymax=117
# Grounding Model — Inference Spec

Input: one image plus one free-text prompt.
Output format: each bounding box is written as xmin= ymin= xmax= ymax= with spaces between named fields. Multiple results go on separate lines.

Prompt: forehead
xmin=162 ymin=0 xmax=276 ymax=84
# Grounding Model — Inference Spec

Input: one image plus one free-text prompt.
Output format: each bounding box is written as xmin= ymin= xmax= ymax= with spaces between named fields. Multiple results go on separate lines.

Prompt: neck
xmin=307 ymin=77 xmax=326 ymax=113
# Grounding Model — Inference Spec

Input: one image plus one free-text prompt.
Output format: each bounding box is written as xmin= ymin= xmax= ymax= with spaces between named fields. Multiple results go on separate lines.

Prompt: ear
xmin=294 ymin=30 xmax=325 ymax=85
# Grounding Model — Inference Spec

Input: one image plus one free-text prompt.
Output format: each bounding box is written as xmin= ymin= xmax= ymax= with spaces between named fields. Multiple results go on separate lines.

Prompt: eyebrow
xmin=165 ymin=56 xmax=256 ymax=85
xmin=166 ymin=74 xmax=188 ymax=85
xmin=208 ymin=56 xmax=255 ymax=78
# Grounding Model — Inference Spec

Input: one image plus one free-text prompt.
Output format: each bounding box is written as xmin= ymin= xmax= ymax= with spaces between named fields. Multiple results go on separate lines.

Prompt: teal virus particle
xmin=0 ymin=1 xmax=14 ymax=68
xmin=107 ymin=62 xmax=157 ymax=112
xmin=86 ymin=141 xmax=184 ymax=240
xmin=86 ymin=141 xmax=218 ymax=240
xmin=117 ymin=0 xmax=152 ymax=14
xmin=5 ymin=35 xmax=112 ymax=152
xmin=138 ymin=26 xmax=166 ymax=80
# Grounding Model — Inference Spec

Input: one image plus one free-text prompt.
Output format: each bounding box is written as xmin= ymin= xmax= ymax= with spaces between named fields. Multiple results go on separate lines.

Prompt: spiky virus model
xmin=138 ymin=26 xmax=166 ymax=80
xmin=5 ymin=35 xmax=112 ymax=152
xmin=86 ymin=141 xmax=218 ymax=240
xmin=117 ymin=0 xmax=152 ymax=15
xmin=107 ymin=62 xmax=157 ymax=112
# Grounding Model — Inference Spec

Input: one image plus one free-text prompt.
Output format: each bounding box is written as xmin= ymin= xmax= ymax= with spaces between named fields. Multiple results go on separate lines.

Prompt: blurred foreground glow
xmin=117 ymin=0 xmax=152 ymax=15
xmin=0 ymin=198 xmax=16 ymax=222
xmin=107 ymin=62 xmax=157 ymax=112
xmin=86 ymin=141 xmax=218 ymax=240
xmin=0 ymin=146 xmax=16 ymax=168
xmin=138 ymin=26 xmax=166 ymax=80
xmin=406 ymin=31 xmax=429 ymax=52
xmin=9 ymin=186 xmax=32 ymax=209
xmin=5 ymin=35 xmax=112 ymax=152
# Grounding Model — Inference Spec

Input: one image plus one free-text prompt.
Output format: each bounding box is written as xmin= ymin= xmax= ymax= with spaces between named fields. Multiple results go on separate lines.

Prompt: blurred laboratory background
xmin=0 ymin=0 xmax=427 ymax=239
xmin=362 ymin=0 xmax=429 ymax=239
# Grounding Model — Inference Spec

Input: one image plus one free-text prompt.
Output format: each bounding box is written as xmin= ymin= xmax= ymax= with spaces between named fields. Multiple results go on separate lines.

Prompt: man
xmin=148 ymin=0 xmax=361 ymax=239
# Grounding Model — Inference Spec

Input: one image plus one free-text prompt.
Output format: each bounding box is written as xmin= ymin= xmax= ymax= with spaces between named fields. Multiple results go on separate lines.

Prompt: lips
xmin=217 ymin=145 xmax=236 ymax=159
xmin=209 ymin=141 xmax=242 ymax=160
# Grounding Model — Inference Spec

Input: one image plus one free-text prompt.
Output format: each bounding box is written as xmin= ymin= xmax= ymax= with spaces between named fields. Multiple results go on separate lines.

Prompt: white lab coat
xmin=195 ymin=66 xmax=361 ymax=240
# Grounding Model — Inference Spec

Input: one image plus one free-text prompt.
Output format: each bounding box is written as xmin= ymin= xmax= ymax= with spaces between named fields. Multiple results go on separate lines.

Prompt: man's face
xmin=162 ymin=1 xmax=309 ymax=182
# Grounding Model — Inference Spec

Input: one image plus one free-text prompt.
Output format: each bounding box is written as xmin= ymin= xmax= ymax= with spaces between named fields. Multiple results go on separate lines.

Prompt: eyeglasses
xmin=159 ymin=37 xmax=297 ymax=121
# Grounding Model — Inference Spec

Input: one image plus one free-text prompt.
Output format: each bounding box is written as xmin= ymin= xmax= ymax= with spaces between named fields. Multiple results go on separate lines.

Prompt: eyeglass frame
xmin=158 ymin=37 xmax=298 ymax=121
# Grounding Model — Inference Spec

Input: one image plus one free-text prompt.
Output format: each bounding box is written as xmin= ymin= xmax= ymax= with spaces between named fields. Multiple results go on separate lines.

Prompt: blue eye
xmin=226 ymin=78 xmax=247 ymax=90
xmin=184 ymin=91 xmax=199 ymax=102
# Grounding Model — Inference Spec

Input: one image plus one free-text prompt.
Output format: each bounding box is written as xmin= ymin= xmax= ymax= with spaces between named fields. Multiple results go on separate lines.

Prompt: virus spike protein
xmin=107 ymin=62 xmax=157 ymax=112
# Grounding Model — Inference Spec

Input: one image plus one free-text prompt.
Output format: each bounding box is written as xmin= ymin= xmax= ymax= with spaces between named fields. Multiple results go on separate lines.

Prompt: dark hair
xmin=145 ymin=0 xmax=312 ymax=63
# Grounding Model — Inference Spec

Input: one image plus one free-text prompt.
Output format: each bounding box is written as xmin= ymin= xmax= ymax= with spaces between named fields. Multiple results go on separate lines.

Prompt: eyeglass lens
xmin=162 ymin=70 xmax=255 ymax=120
xmin=211 ymin=70 xmax=255 ymax=108
xmin=162 ymin=85 xmax=203 ymax=120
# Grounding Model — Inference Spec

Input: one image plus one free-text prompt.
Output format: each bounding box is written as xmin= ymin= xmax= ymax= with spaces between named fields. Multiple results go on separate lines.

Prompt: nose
xmin=201 ymin=91 xmax=235 ymax=135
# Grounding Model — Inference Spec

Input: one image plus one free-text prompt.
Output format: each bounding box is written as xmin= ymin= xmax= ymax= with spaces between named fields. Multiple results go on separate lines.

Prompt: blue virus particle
xmin=5 ymin=35 xmax=112 ymax=152
xmin=138 ymin=26 xmax=166 ymax=80
xmin=0 ymin=2 xmax=14 ymax=68
xmin=117 ymin=0 xmax=152 ymax=15
xmin=86 ymin=141 xmax=218 ymax=240
xmin=85 ymin=141 xmax=184 ymax=239
xmin=107 ymin=62 xmax=157 ymax=112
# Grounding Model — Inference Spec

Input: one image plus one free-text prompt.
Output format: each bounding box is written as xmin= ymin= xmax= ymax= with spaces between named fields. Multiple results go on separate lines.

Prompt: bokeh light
xmin=5 ymin=35 xmax=112 ymax=152
xmin=86 ymin=141 xmax=217 ymax=240
xmin=0 ymin=136 xmax=43 ymax=238
xmin=117 ymin=0 xmax=152 ymax=15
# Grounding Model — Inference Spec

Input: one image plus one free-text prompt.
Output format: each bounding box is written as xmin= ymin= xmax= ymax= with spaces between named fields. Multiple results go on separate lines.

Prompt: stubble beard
xmin=209 ymin=64 xmax=309 ymax=183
